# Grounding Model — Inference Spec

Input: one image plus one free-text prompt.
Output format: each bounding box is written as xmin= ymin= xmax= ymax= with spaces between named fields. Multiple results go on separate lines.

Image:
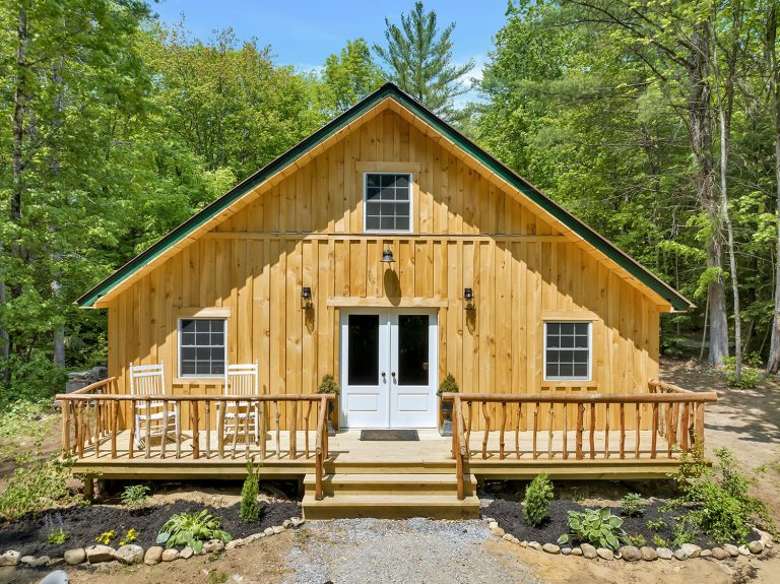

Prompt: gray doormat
xmin=359 ymin=429 xmax=419 ymax=441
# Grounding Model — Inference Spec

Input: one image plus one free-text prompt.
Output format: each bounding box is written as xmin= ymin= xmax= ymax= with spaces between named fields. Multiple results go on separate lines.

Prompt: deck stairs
xmin=301 ymin=463 xmax=480 ymax=519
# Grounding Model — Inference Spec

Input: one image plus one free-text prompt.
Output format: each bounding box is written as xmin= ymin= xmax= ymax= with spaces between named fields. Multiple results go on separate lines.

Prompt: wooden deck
xmin=70 ymin=428 xmax=682 ymax=480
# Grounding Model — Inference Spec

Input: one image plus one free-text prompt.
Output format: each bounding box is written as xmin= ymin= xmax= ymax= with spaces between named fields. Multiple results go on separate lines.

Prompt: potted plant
xmin=318 ymin=374 xmax=340 ymax=435
xmin=437 ymin=373 xmax=459 ymax=436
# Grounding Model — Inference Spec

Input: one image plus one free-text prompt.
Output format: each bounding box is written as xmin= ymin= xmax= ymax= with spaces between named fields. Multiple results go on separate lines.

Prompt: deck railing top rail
xmin=441 ymin=391 xmax=717 ymax=403
xmin=56 ymin=392 xmax=336 ymax=402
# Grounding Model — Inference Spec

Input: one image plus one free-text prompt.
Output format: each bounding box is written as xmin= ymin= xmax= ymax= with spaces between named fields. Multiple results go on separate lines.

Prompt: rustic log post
xmin=619 ymin=402 xmax=625 ymax=459
xmin=694 ymin=403 xmax=705 ymax=449
xmin=218 ymin=401 xmax=226 ymax=458
xmin=128 ymin=399 xmax=136 ymax=459
xmin=62 ymin=400 xmax=71 ymax=456
xmin=515 ymin=403 xmax=522 ymax=458
xmin=161 ymin=400 xmax=169 ymax=459
xmin=532 ymin=402 xmax=539 ymax=459
xmin=305 ymin=400 xmax=312 ymax=457
xmin=145 ymin=399 xmax=152 ymax=459
xmin=175 ymin=401 xmax=182 ymax=459
xmin=481 ymin=401 xmax=490 ymax=459
xmin=192 ymin=400 xmax=200 ymax=459
xmin=499 ymin=402 xmax=507 ymax=460
xmin=205 ymin=400 xmax=211 ymax=458
xmin=575 ymin=403 xmax=584 ymax=459
xmin=634 ymin=403 xmax=641 ymax=459
xmin=111 ymin=400 xmax=118 ymax=459
xmin=604 ymin=403 xmax=610 ymax=459
xmin=680 ymin=402 xmax=690 ymax=453
xmin=562 ymin=403 xmax=568 ymax=460
xmin=651 ymin=403 xmax=659 ymax=459
xmin=290 ymin=400 xmax=298 ymax=459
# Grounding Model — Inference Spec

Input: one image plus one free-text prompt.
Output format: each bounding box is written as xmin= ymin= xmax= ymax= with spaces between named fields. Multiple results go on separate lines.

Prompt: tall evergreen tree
xmin=373 ymin=1 xmax=473 ymax=117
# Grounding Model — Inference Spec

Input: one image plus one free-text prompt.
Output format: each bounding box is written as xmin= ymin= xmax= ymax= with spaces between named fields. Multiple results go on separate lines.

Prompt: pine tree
xmin=373 ymin=1 xmax=473 ymax=117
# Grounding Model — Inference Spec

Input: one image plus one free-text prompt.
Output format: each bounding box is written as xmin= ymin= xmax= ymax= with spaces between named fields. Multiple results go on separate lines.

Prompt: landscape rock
xmin=657 ymin=547 xmax=673 ymax=560
xmin=737 ymin=545 xmax=750 ymax=556
xmin=203 ymin=540 xmax=225 ymax=554
xmin=179 ymin=547 xmax=194 ymax=560
xmin=596 ymin=548 xmax=613 ymax=561
xmin=560 ymin=547 xmax=572 ymax=556
xmin=21 ymin=555 xmax=50 ymax=568
xmin=711 ymin=547 xmax=729 ymax=560
xmin=38 ymin=570 xmax=69 ymax=584
xmin=527 ymin=541 xmax=541 ymax=551
xmin=161 ymin=549 xmax=179 ymax=562
xmin=85 ymin=545 xmax=115 ymax=564
xmin=700 ymin=549 xmax=712 ymax=558
xmin=723 ymin=544 xmax=739 ymax=557
xmin=115 ymin=545 xmax=143 ymax=565
xmin=282 ymin=519 xmax=292 ymax=528
xmin=542 ymin=543 xmax=560 ymax=554
xmin=47 ymin=558 xmax=63 ymax=567
xmin=680 ymin=543 xmax=701 ymax=558
xmin=490 ymin=526 xmax=505 ymax=537
xmin=225 ymin=539 xmax=243 ymax=551
xmin=580 ymin=543 xmax=597 ymax=559
xmin=264 ymin=527 xmax=275 ymax=536
xmin=619 ymin=546 xmax=641 ymax=561
xmin=488 ymin=521 xmax=499 ymax=530
xmin=673 ymin=548 xmax=688 ymax=561
xmin=0 ymin=550 xmax=20 ymax=567
xmin=571 ymin=547 xmax=583 ymax=557
xmin=63 ymin=549 xmax=85 ymax=566
xmin=144 ymin=546 xmax=163 ymax=565
xmin=640 ymin=546 xmax=657 ymax=561
xmin=748 ymin=540 xmax=764 ymax=555
xmin=290 ymin=517 xmax=305 ymax=528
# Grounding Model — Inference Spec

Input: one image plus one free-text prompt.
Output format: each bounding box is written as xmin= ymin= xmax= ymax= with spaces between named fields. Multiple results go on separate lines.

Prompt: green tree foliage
xmin=477 ymin=0 xmax=779 ymax=366
xmin=320 ymin=39 xmax=384 ymax=115
xmin=373 ymin=1 xmax=473 ymax=117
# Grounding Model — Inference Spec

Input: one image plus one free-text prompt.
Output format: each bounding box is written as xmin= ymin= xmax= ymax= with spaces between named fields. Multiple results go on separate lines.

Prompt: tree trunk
xmin=768 ymin=5 xmax=780 ymax=374
xmin=689 ymin=21 xmax=729 ymax=367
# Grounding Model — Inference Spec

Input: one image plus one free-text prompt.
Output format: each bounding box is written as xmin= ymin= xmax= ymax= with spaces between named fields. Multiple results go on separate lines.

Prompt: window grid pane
xmin=545 ymin=322 xmax=590 ymax=380
xmin=180 ymin=318 xmax=225 ymax=377
xmin=365 ymin=173 xmax=411 ymax=231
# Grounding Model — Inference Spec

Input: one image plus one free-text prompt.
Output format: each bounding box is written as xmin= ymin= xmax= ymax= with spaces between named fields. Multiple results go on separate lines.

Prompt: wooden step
xmin=302 ymin=492 xmax=481 ymax=520
xmin=304 ymin=472 xmax=477 ymax=497
xmin=326 ymin=460 xmax=456 ymax=474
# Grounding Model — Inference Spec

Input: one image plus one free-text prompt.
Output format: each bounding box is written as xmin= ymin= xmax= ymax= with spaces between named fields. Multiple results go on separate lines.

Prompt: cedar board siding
xmin=106 ymin=109 xmax=660 ymax=431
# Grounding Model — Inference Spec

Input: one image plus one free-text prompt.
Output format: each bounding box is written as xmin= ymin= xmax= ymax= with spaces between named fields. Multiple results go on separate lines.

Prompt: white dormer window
xmin=364 ymin=173 xmax=412 ymax=232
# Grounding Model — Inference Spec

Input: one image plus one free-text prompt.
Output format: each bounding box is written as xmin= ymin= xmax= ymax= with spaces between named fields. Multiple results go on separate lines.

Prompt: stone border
xmin=0 ymin=517 xmax=305 ymax=571
xmin=484 ymin=517 xmax=774 ymax=562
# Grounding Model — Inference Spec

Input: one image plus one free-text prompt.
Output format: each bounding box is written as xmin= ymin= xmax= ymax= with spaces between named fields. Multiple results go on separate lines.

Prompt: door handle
xmin=391 ymin=371 xmax=397 ymax=384
xmin=381 ymin=371 xmax=387 ymax=383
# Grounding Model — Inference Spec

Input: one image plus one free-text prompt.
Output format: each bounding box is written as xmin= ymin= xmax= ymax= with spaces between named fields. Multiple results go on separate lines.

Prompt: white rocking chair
xmin=129 ymin=363 xmax=178 ymax=448
xmin=223 ymin=363 xmax=260 ymax=446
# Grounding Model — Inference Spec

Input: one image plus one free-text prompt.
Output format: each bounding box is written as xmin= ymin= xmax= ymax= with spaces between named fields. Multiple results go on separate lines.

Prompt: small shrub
xmin=558 ymin=508 xmax=625 ymax=550
xmin=671 ymin=518 xmax=695 ymax=547
xmin=723 ymin=356 xmax=762 ymax=389
xmin=239 ymin=460 xmax=263 ymax=523
xmin=47 ymin=528 xmax=69 ymax=545
xmin=120 ymin=484 xmax=150 ymax=509
xmin=672 ymin=447 xmax=772 ymax=544
xmin=95 ymin=530 xmax=116 ymax=545
xmin=522 ymin=474 xmax=554 ymax=527
xmin=620 ymin=493 xmax=644 ymax=517
xmin=318 ymin=375 xmax=340 ymax=394
xmin=156 ymin=510 xmax=231 ymax=553
xmin=646 ymin=518 xmax=667 ymax=532
xmin=436 ymin=373 xmax=459 ymax=396
xmin=652 ymin=534 xmax=669 ymax=547
xmin=119 ymin=528 xmax=138 ymax=546
xmin=625 ymin=533 xmax=646 ymax=547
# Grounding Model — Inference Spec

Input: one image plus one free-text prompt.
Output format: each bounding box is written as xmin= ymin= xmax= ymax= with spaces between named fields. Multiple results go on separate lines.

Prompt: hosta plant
xmin=157 ymin=510 xmax=231 ymax=553
xmin=557 ymin=508 xmax=625 ymax=550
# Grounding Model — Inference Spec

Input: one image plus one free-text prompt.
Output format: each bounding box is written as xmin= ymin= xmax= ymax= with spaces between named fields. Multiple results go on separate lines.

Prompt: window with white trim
xmin=179 ymin=318 xmax=226 ymax=377
xmin=544 ymin=321 xmax=591 ymax=380
xmin=364 ymin=173 xmax=412 ymax=232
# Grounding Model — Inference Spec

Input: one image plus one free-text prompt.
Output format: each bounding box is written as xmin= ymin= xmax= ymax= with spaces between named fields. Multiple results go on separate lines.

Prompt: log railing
xmin=443 ymin=387 xmax=717 ymax=500
xmin=56 ymin=391 xmax=336 ymax=500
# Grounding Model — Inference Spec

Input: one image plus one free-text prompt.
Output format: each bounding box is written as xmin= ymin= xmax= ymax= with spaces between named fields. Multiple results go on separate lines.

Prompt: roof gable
xmin=77 ymin=83 xmax=691 ymax=311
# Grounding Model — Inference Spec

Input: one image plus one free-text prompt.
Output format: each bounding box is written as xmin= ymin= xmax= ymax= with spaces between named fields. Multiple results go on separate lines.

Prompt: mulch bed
xmin=483 ymin=497 xmax=760 ymax=549
xmin=0 ymin=499 xmax=300 ymax=557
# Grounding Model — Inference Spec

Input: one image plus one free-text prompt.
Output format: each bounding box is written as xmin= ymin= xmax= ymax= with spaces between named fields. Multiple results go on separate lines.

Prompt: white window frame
xmin=177 ymin=317 xmax=228 ymax=380
xmin=543 ymin=321 xmax=592 ymax=381
xmin=362 ymin=171 xmax=414 ymax=234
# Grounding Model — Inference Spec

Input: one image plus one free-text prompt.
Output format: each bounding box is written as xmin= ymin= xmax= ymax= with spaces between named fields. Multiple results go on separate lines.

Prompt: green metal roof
xmin=77 ymin=82 xmax=692 ymax=310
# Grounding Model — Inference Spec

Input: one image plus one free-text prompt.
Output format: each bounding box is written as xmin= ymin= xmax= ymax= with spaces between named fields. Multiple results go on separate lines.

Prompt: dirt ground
xmin=1 ymin=358 xmax=779 ymax=583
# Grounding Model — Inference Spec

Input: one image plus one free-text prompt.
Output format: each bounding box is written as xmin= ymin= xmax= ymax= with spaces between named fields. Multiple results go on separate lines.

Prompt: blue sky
xmin=151 ymin=1 xmax=509 ymax=102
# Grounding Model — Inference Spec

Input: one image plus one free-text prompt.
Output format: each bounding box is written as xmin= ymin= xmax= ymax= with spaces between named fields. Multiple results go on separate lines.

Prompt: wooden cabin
xmin=61 ymin=84 xmax=715 ymax=518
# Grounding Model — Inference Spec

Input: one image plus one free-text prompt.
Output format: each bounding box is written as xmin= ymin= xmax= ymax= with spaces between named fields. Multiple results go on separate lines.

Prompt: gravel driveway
xmin=283 ymin=518 xmax=541 ymax=584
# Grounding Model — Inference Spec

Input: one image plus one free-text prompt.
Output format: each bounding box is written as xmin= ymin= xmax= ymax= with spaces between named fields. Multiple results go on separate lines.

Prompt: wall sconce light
xmin=301 ymin=286 xmax=313 ymax=309
xmin=381 ymin=248 xmax=395 ymax=264
xmin=464 ymin=287 xmax=475 ymax=310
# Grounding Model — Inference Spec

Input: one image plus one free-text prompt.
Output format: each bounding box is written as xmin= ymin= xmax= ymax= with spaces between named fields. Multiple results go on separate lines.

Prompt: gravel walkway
xmin=283 ymin=518 xmax=542 ymax=584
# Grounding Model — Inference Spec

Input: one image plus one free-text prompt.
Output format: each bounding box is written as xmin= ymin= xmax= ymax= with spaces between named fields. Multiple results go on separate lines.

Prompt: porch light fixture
xmin=464 ymin=287 xmax=475 ymax=310
xmin=381 ymin=249 xmax=395 ymax=264
xmin=301 ymin=286 xmax=313 ymax=309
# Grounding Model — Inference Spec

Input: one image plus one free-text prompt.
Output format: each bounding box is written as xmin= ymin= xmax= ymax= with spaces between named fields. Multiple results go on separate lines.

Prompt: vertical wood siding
xmin=107 ymin=110 xmax=661 ymax=429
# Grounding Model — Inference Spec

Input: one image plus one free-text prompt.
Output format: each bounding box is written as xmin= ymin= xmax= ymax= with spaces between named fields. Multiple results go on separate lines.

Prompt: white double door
xmin=340 ymin=309 xmax=438 ymax=429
